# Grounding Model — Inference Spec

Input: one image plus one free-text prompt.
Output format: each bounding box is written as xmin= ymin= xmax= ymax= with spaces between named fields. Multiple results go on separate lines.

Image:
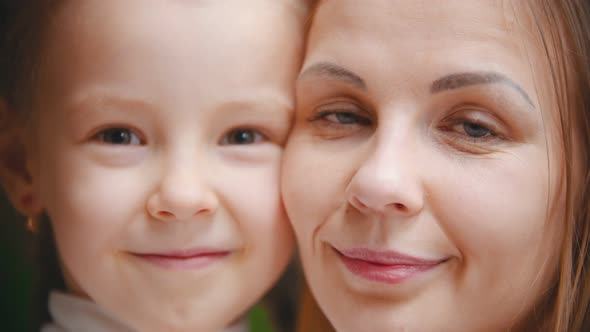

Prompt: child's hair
xmin=298 ymin=1 xmax=590 ymax=331
xmin=1 ymin=1 xmax=58 ymax=114
xmin=0 ymin=2 xmax=65 ymax=327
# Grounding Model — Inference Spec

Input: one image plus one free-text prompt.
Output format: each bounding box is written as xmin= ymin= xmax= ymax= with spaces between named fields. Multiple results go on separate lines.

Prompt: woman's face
xmin=282 ymin=1 xmax=567 ymax=331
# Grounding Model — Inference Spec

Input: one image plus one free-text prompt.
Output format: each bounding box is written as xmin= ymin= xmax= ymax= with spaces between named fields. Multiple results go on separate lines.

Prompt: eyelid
xmin=436 ymin=107 xmax=511 ymax=153
xmin=219 ymin=127 xmax=268 ymax=145
xmin=311 ymin=111 xmax=373 ymax=128
xmin=446 ymin=107 xmax=507 ymax=133
xmin=88 ymin=125 xmax=147 ymax=145
xmin=320 ymin=100 xmax=368 ymax=113
xmin=308 ymin=100 xmax=371 ymax=121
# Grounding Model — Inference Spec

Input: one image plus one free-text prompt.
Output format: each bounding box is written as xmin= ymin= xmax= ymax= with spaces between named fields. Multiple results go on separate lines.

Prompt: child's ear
xmin=0 ymin=97 xmax=43 ymax=217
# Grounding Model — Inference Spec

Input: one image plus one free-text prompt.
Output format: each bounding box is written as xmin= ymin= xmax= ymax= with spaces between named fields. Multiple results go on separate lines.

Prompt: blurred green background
xmin=0 ymin=193 xmax=35 ymax=331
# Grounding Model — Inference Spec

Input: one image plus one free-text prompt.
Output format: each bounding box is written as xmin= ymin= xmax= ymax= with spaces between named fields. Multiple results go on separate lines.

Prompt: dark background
xmin=0 ymin=193 xmax=35 ymax=331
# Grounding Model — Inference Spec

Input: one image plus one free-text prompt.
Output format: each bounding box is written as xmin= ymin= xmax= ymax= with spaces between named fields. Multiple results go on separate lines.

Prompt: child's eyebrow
xmin=64 ymin=93 xmax=294 ymax=123
xmin=65 ymin=93 xmax=158 ymax=119
xmin=217 ymin=99 xmax=294 ymax=115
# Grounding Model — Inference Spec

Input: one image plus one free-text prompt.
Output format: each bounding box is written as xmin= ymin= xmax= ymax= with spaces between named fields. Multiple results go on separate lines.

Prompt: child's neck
xmin=45 ymin=291 xmax=250 ymax=332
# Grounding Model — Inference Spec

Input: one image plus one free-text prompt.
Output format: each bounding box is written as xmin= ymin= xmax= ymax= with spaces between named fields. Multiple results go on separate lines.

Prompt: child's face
xmin=25 ymin=0 xmax=301 ymax=330
xmin=283 ymin=1 xmax=567 ymax=331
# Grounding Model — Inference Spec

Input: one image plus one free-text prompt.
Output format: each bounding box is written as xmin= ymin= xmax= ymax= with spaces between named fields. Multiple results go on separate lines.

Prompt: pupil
xmin=106 ymin=129 xmax=130 ymax=144
xmin=463 ymin=123 xmax=489 ymax=138
xmin=232 ymin=130 xmax=253 ymax=144
xmin=335 ymin=113 xmax=357 ymax=124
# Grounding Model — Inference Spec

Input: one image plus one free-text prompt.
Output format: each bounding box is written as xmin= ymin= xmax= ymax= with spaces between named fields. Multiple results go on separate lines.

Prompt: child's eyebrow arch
xmin=65 ymin=94 xmax=159 ymax=117
xmin=298 ymin=62 xmax=367 ymax=90
xmin=218 ymin=99 xmax=293 ymax=114
xmin=216 ymin=87 xmax=296 ymax=117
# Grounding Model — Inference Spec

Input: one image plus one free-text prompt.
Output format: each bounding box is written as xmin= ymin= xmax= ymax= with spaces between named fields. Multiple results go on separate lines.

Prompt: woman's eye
xmin=93 ymin=127 xmax=143 ymax=145
xmin=460 ymin=122 xmax=493 ymax=138
xmin=221 ymin=128 xmax=266 ymax=145
xmin=313 ymin=111 xmax=372 ymax=126
xmin=306 ymin=107 xmax=374 ymax=140
xmin=443 ymin=118 xmax=503 ymax=144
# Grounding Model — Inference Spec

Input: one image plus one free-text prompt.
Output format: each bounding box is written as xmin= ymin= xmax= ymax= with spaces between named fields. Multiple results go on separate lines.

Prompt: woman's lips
xmin=335 ymin=247 xmax=446 ymax=284
xmin=132 ymin=249 xmax=232 ymax=270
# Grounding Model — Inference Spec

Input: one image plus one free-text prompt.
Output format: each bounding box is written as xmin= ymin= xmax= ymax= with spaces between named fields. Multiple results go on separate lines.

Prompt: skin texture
xmin=282 ymin=1 xmax=568 ymax=331
xmin=4 ymin=0 xmax=304 ymax=331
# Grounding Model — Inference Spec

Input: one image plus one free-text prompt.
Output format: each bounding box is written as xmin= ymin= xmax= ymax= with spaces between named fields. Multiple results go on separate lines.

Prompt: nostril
xmin=157 ymin=211 xmax=174 ymax=219
xmin=391 ymin=202 xmax=408 ymax=212
xmin=352 ymin=196 xmax=368 ymax=209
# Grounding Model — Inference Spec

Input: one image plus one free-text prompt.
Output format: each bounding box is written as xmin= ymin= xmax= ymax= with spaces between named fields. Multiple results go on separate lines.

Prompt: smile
xmin=334 ymin=247 xmax=447 ymax=285
xmin=132 ymin=249 xmax=232 ymax=270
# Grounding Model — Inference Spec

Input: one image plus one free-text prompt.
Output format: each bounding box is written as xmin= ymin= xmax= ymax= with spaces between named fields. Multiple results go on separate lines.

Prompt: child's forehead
xmin=44 ymin=1 xmax=301 ymax=67
xmin=35 ymin=0 xmax=303 ymax=115
xmin=53 ymin=0 xmax=308 ymax=25
xmin=46 ymin=0 xmax=306 ymax=57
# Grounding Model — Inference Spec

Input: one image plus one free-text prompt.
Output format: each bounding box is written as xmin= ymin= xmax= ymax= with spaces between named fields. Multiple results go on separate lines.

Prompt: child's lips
xmin=131 ymin=248 xmax=233 ymax=270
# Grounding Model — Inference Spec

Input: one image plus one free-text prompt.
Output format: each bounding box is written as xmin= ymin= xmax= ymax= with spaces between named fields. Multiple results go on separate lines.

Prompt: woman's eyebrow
xmin=299 ymin=64 xmax=534 ymax=108
xmin=431 ymin=71 xmax=534 ymax=107
xmin=298 ymin=62 xmax=367 ymax=90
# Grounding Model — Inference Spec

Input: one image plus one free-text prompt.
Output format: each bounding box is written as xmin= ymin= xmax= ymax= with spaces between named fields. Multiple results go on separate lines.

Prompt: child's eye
xmin=93 ymin=127 xmax=144 ymax=145
xmin=220 ymin=128 xmax=266 ymax=145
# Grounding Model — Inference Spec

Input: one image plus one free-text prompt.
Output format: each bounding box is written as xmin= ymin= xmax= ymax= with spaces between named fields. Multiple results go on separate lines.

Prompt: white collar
xmin=41 ymin=291 xmax=135 ymax=332
xmin=42 ymin=291 xmax=249 ymax=332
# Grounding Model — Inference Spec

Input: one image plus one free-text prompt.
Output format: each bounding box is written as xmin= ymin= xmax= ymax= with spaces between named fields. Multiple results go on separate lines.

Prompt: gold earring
xmin=26 ymin=215 xmax=38 ymax=233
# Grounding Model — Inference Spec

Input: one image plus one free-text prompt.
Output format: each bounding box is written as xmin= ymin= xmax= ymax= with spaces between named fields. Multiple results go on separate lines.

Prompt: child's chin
xmin=127 ymin=313 xmax=226 ymax=332
xmin=121 ymin=296 xmax=245 ymax=332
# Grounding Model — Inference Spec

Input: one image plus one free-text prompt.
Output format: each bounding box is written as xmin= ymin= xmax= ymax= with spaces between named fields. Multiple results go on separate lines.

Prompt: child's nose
xmin=146 ymin=167 xmax=218 ymax=222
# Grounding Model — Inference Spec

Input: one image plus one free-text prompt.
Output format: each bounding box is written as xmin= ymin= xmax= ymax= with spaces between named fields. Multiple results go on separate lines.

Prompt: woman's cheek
xmin=283 ymin=140 xmax=350 ymax=242
xmin=427 ymin=146 xmax=553 ymax=273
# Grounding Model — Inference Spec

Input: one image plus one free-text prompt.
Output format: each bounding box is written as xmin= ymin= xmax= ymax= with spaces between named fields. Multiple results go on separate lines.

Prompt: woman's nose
xmin=146 ymin=163 xmax=218 ymax=222
xmin=346 ymin=141 xmax=424 ymax=218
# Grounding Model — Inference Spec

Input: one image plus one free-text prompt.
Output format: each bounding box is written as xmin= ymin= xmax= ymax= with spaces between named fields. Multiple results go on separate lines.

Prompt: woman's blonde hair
xmin=531 ymin=1 xmax=590 ymax=331
xmin=297 ymin=1 xmax=590 ymax=331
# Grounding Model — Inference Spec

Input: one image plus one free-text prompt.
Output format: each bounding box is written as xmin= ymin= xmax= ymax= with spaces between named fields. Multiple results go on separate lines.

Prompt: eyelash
xmin=306 ymin=110 xmax=374 ymax=139
xmin=91 ymin=126 xmax=268 ymax=146
xmin=434 ymin=111 xmax=511 ymax=155
xmin=440 ymin=116 xmax=504 ymax=143
xmin=308 ymin=109 xmax=373 ymax=128
xmin=92 ymin=126 xmax=145 ymax=145
xmin=307 ymin=104 xmax=507 ymax=152
xmin=219 ymin=128 xmax=267 ymax=145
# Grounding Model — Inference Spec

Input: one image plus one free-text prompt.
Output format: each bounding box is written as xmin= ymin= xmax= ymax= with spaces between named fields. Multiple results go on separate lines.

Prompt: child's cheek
xmin=216 ymin=147 xmax=294 ymax=262
xmin=39 ymin=143 xmax=149 ymax=263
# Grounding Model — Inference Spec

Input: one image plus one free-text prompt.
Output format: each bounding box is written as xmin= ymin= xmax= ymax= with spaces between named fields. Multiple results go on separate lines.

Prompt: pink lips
xmin=335 ymin=247 xmax=445 ymax=284
xmin=133 ymin=249 xmax=231 ymax=270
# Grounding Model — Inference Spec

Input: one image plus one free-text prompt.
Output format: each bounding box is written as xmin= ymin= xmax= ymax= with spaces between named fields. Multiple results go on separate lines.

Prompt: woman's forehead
xmin=311 ymin=0 xmax=525 ymax=44
xmin=305 ymin=1 xmax=562 ymax=118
